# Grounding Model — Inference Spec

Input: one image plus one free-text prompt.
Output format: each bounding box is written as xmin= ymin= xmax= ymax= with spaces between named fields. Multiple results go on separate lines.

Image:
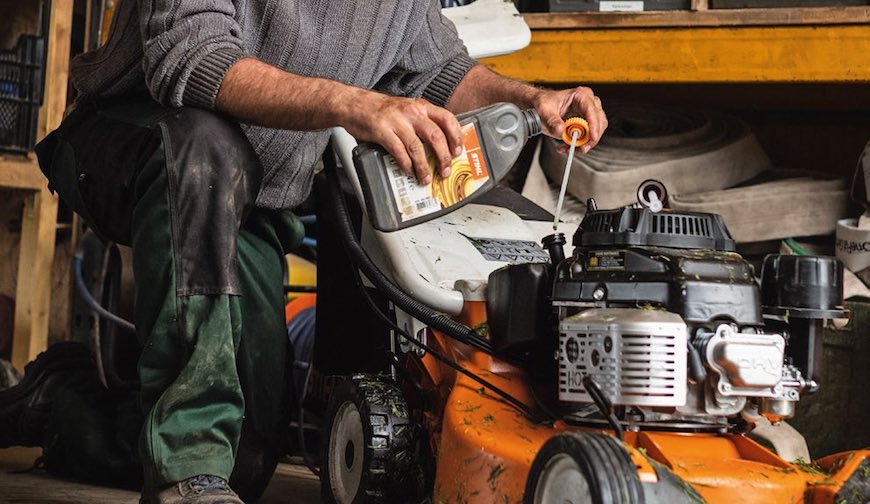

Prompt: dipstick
xmin=553 ymin=129 xmax=580 ymax=230
xmin=553 ymin=117 xmax=590 ymax=230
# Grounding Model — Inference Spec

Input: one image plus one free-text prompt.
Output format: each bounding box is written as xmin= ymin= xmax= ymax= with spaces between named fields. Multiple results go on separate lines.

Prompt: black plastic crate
xmin=0 ymin=35 xmax=46 ymax=153
xmin=549 ymin=0 xmax=690 ymax=11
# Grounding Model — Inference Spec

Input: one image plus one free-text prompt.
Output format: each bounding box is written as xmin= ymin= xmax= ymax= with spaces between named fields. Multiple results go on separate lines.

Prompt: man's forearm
xmin=446 ymin=64 xmax=541 ymax=114
xmin=217 ymin=59 xmax=535 ymax=131
xmin=215 ymin=57 xmax=464 ymax=184
xmin=215 ymin=57 xmax=367 ymax=130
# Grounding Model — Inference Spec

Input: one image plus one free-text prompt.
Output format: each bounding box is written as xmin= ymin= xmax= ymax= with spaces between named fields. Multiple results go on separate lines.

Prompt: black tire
xmin=320 ymin=375 xmax=418 ymax=504
xmin=524 ymin=432 xmax=645 ymax=504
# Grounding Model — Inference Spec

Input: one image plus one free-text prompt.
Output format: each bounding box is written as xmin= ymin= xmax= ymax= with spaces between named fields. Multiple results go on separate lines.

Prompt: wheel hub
xmin=329 ymin=401 xmax=365 ymax=503
xmin=533 ymin=453 xmax=591 ymax=504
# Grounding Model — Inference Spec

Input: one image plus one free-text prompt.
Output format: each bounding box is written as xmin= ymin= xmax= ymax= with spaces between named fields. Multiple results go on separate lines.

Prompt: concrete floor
xmin=0 ymin=447 xmax=322 ymax=503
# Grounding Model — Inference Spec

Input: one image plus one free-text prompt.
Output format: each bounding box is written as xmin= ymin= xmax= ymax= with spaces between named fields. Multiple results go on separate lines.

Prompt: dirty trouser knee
xmin=35 ymin=99 xmax=299 ymax=496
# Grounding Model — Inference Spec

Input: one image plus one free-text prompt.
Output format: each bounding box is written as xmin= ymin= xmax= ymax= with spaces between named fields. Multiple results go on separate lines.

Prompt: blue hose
xmin=73 ymin=257 xmax=136 ymax=333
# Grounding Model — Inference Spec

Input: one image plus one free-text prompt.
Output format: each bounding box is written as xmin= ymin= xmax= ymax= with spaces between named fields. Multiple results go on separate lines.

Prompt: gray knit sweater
xmin=70 ymin=0 xmax=476 ymax=210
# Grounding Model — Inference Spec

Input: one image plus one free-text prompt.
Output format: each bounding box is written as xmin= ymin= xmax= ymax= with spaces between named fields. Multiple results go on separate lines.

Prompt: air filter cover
xmin=761 ymin=254 xmax=846 ymax=318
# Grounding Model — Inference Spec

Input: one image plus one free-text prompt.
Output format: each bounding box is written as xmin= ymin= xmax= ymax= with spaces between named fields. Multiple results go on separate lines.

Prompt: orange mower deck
xmin=404 ymin=302 xmax=870 ymax=504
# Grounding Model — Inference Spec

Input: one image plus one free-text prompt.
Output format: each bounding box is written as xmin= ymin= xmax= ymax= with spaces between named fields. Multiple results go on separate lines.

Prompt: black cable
xmin=351 ymin=263 xmax=551 ymax=425
xmin=582 ymin=375 xmax=624 ymax=440
xmin=387 ymin=351 xmax=426 ymax=399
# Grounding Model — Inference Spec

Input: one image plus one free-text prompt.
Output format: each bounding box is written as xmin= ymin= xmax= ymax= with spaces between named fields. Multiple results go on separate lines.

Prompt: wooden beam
xmin=0 ymin=156 xmax=49 ymax=191
xmin=523 ymin=6 xmax=870 ymax=29
xmin=481 ymin=25 xmax=870 ymax=84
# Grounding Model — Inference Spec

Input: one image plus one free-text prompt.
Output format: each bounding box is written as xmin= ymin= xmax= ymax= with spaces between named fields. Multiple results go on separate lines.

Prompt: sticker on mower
xmin=463 ymin=236 xmax=550 ymax=263
xmin=587 ymin=250 xmax=627 ymax=271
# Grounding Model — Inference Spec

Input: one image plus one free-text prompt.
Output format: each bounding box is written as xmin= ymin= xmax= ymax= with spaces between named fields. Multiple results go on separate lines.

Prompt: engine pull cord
xmin=553 ymin=117 xmax=590 ymax=230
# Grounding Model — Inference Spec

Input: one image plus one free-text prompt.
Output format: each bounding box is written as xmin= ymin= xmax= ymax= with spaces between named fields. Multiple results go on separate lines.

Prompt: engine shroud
xmin=553 ymin=246 xmax=762 ymax=326
xmin=559 ymin=308 xmax=687 ymax=407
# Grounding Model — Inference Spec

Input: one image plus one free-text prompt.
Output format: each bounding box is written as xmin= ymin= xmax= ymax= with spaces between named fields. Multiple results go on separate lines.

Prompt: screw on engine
xmin=592 ymin=287 xmax=606 ymax=301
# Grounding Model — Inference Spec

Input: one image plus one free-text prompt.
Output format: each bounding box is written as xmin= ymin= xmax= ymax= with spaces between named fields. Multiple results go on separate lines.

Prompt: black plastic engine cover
xmin=487 ymin=262 xmax=551 ymax=355
xmin=553 ymin=246 xmax=762 ymax=325
xmin=576 ymin=208 xmax=736 ymax=251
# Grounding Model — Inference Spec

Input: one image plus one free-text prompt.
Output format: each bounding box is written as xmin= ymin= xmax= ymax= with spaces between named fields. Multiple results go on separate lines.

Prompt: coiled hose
xmin=73 ymin=256 xmax=136 ymax=333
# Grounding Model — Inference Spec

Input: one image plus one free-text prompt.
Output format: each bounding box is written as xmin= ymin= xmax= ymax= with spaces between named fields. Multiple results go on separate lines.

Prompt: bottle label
xmin=385 ymin=123 xmax=491 ymax=223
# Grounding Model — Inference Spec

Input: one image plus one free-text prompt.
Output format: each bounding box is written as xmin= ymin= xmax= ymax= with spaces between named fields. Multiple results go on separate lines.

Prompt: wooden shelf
xmin=0 ymin=155 xmax=48 ymax=191
xmin=481 ymin=11 xmax=870 ymax=84
xmin=524 ymin=6 xmax=870 ymax=29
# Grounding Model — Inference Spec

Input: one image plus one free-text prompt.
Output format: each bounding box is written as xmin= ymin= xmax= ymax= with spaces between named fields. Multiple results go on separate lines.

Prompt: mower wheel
xmin=320 ymin=375 xmax=417 ymax=504
xmin=524 ymin=432 xmax=645 ymax=504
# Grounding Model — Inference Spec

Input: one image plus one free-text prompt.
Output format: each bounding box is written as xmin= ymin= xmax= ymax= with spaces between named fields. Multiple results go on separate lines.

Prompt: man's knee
xmin=159 ymin=108 xmax=264 ymax=295
xmin=163 ymin=108 xmax=263 ymax=211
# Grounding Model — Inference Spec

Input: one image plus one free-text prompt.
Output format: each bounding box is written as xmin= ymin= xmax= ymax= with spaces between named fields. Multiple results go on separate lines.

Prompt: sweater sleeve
xmin=138 ymin=0 xmax=248 ymax=109
xmin=376 ymin=1 xmax=478 ymax=108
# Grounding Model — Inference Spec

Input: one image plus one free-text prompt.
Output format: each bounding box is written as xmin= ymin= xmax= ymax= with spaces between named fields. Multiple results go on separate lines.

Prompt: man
xmin=0 ymin=0 xmax=607 ymax=503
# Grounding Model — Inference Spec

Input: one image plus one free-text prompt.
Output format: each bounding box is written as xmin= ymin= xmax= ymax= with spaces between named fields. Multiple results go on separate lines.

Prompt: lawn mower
xmin=285 ymin=2 xmax=870 ymax=503
xmin=306 ymin=140 xmax=870 ymax=503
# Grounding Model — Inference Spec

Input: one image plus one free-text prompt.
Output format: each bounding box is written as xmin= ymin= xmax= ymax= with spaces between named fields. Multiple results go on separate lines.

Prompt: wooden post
xmin=11 ymin=0 xmax=72 ymax=370
xmin=12 ymin=186 xmax=59 ymax=370
xmin=37 ymin=0 xmax=73 ymax=142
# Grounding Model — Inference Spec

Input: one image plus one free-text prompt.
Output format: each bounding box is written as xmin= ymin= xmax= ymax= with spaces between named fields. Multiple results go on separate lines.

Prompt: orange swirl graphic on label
xmin=432 ymin=156 xmax=477 ymax=206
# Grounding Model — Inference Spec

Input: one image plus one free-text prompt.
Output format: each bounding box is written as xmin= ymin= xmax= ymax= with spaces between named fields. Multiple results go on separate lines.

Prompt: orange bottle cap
xmin=562 ymin=117 xmax=590 ymax=147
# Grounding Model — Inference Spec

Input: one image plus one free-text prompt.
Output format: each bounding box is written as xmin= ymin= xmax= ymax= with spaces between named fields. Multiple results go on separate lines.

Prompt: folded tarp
xmin=540 ymin=102 xmax=771 ymax=210
xmin=670 ymin=174 xmax=848 ymax=243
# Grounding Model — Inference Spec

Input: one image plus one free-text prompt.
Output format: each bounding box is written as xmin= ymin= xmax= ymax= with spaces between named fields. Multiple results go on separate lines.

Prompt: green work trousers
xmin=35 ymin=97 xmax=301 ymax=499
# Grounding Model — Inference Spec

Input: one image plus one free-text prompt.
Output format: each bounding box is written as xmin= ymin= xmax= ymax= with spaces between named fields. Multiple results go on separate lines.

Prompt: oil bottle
xmin=353 ymin=102 xmax=543 ymax=232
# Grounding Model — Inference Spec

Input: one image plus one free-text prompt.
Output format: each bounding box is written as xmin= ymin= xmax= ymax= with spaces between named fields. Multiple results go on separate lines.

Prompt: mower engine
xmin=487 ymin=189 xmax=846 ymax=429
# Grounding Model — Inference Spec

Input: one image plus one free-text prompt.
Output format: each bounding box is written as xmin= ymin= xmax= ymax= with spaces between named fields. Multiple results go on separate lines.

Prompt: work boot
xmin=141 ymin=475 xmax=245 ymax=504
xmin=0 ymin=341 xmax=100 ymax=448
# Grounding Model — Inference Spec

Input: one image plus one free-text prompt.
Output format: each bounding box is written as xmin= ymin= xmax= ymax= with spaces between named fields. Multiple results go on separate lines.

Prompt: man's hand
xmin=532 ymin=87 xmax=608 ymax=155
xmin=340 ymin=92 xmax=463 ymax=185
xmin=448 ymin=65 xmax=608 ymax=154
